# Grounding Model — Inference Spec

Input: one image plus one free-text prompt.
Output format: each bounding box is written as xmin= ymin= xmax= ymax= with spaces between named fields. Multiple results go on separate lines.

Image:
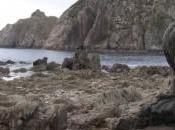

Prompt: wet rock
xmin=47 ymin=62 xmax=60 ymax=71
xmin=13 ymin=68 xmax=28 ymax=73
xmin=0 ymin=67 xmax=10 ymax=76
xmin=62 ymin=50 xmax=101 ymax=71
xmin=6 ymin=60 xmax=15 ymax=64
xmin=87 ymin=53 xmax=101 ymax=71
xmin=133 ymin=66 xmax=170 ymax=77
xmin=32 ymin=57 xmax=48 ymax=71
xmin=33 ymin=57 xmax=48 ymax=67
xmin=110 ymin=64 xmax=130 ymax=73
xmin=0 ymin=95 xmax=68 ymax=130
xmin=0 ymin=60 xmax=15 ymax=66
xmin=137 ymin=95 xmax=175 ymax=128
xmin=101 ymin=65 xmax=110 ymax=72
xmin=31 ymin=64 xmax=47 ymax=72
xmin=19 ymin=61 xmax=29 ymax=64
xmin=62 ymin=58 xmax=74 ymax=70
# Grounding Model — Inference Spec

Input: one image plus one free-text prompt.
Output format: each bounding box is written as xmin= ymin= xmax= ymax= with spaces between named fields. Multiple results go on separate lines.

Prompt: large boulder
xmin=0 ymin=67 xmax=10 ymax=76
xmin=110 ymin=63 xmax=130 ymax=73
xmin=0 ymin=60 xmax=15 ymax=66
xmin=62 ymin=50 xmax=101 ymax=71
xmin=33 ymin=57 xmax=48 ymax=66
xmin=0 ymin=95 xmax=68 ymax=130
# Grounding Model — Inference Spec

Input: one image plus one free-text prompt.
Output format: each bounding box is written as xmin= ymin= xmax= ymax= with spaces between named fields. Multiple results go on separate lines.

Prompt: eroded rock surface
xmin=0 ymin=0 xmax=175 ymax=50
xmin=0 ymin=65 xmax=172 ymax=130
xmin=0 ymin=9 xmax=57 ymax=48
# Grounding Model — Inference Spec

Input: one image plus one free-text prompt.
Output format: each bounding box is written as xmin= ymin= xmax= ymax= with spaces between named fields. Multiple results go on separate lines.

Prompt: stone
xmin=163 ymin=22 xmax=175 ymax=95
xmin=13 ymin=68 xmax=28 ymax=73
xmin=0 ymin=60 xmax=15 ymax=65
xmin=0 ymin=67 xmax=10 ymax=76
xmin=46 ymin=62 xmax=60 ymax=71
xmin=33 ymin=57 xmax=48 ymax=67
xmin=101 ymin=65 xmax=111 ymax=72
xmin=110 ymin=64 xmax=130 ymax=73
xmin=62 ymin=58 xmax=74 ymax=70
xmin=62 ymin=50 xmax=101 ymax=71
xmin=0 ymin=95 xmax=68 ymax=130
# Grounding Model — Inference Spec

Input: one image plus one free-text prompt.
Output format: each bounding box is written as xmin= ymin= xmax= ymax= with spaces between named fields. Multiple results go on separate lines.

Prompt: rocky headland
xmin=0 ymin=10 xmax=57 ymax=48
xmin=0 ymin=0 xmax=175 ymax=51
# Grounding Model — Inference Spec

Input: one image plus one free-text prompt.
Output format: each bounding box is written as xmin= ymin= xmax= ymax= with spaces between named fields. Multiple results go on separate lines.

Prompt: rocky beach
xmin=0 ymin=0 xmax=175 ymax=129
xmin=0 ymin=51 xmax=173 ymax=130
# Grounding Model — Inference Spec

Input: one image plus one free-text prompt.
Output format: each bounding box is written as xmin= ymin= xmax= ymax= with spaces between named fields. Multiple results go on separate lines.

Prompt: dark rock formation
xmin=110 ymin=64 xmax=130 ymax=73
xmin=62 ymin=58 xmax=74 ymax=70
xmin=46 ymin=62 xmax=60 ymax=71
xmin=0 ymin=95 xmax=68 ymax=130
xmin=0 ymin=60 xmax=15 ymax=66
xmin=163 ymin=22 xmax=175 ymax=94
xmin=0 ymin=9 xmax=57 ymax=48
xmin=13 ymin=68 xmax=28 ymax=73
xmin=62 ymin=50 xmax=101 ymax=71
xmin=0 ymin=67 xmax=10 ymax=76
xmin=33 ymin=57 xmax=48 ymax=67
xmin=115 ymin=95 xmax=175 ymax=130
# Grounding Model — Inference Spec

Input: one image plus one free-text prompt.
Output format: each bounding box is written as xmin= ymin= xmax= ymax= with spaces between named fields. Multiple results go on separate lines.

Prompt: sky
xmin=0 ymin=0 xmax=77 ymax=29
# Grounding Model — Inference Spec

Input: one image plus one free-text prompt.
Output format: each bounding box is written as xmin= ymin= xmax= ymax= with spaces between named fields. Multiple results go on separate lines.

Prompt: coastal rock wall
xmin=45 ymin=0 xmax=175 ymax=50
xmin=0 ymin=0 xmax=175 ymax=50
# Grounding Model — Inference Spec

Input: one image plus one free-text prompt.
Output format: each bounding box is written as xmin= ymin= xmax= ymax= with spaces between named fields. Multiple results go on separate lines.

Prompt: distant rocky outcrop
xmin=0 ymin=9 xmax=57 ymax=48
xmin=0 ymin=0 xmax=175 ymax=51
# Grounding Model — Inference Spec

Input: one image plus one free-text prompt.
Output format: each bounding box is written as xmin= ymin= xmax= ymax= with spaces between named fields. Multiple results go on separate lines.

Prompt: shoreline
xmin=0 ymin=64 xmax=171 ymax=130
xmin=0 ymin=47 xmax=164 ymax=55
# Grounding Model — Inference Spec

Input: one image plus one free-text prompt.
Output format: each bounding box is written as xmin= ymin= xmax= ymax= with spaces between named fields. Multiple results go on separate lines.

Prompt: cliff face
xmin=45 ymin=0 xmax=175 ymax=50
xmin=0 ymin=10 xmax=57 ymax=48
xmin=0 ymin=0 xmax=175 ymax=51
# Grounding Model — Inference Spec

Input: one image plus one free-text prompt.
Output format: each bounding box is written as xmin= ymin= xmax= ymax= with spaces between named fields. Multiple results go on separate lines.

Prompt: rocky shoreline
xmin=0 ymin=55 xmax=174 ymax=130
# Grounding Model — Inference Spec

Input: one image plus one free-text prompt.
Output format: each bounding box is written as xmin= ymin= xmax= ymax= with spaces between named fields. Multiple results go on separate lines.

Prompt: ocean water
xmin=0 ymin=48 xmax=168 ymax=70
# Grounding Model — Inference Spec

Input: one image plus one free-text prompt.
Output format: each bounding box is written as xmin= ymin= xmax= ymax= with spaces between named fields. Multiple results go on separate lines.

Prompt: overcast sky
xmin=0 ymin=0 xmax=77 ymax=29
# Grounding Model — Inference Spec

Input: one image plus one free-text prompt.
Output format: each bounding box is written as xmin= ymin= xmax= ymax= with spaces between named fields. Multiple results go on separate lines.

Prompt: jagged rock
xmin=163 ymin=22 xmax=175 ymax=94
xmin=114 ymin=95 xmax=175 ymax=130
xmin=101 ymin=65 xmax=111 ymax=72
xmin=0 ymin=10 xmax=57 ymax=48
xmin=62 ymin=58 xmax=74 ymax=70
xmin=45 ymin=0 xmax=175 ymax=50
xmin=0 ymin=67 xmax=10 ymax=76
xmin=137 ymin=95 xmax=175 ymax=128
xmin=31 ymin=9 xmax=46 ymax=18
xmin=33 ymin=57 xmax=48 ymax=67
xmin=132 ymin=66 xmax=170 ymax=77
xmin=0 ymin=60 xmax=15 ymax=66
xmin=13 ymin=68 xmax=28 ymax=73
xmin=46 ymin=62 xmax=60 ymax=71
xmin=0 ymin=95 xmax=68 ymax=130
xmin=62 ymin=50 xmax=101 ymax=71
xmin=110 ymin=64 xmax=130 ymax=73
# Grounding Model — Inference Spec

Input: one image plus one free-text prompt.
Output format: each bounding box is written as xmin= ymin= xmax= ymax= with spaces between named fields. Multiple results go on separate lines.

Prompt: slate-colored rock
xmin=110 ymin=64 xmax=130 ymax=73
